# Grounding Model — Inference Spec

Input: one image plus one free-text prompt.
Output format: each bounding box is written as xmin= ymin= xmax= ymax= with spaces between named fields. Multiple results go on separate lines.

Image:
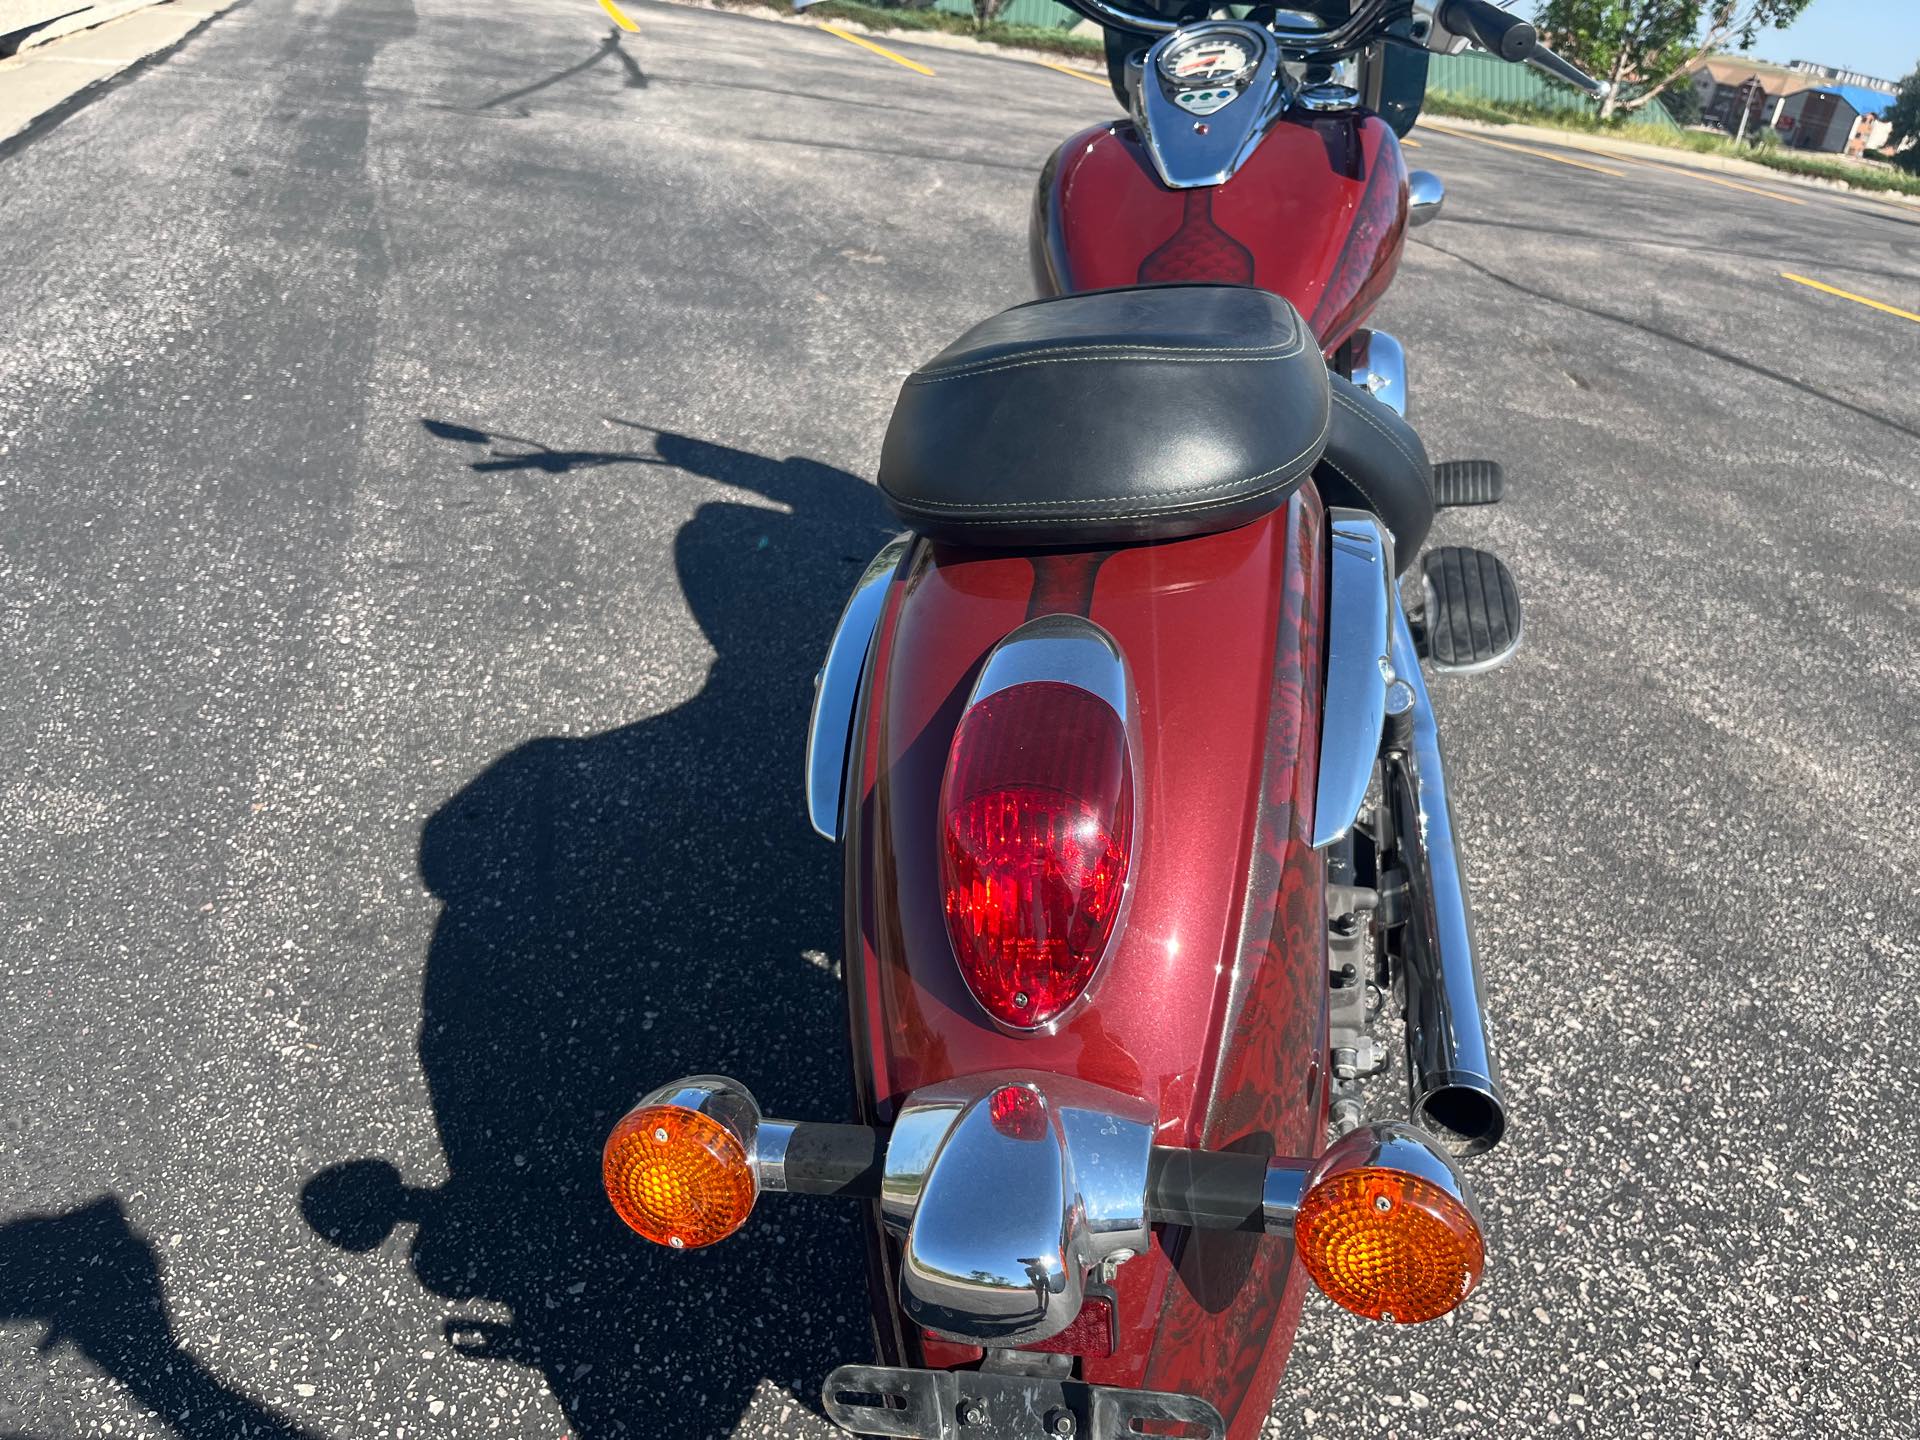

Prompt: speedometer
xmin=1159 ymin=34 xmax=1254 ymax=88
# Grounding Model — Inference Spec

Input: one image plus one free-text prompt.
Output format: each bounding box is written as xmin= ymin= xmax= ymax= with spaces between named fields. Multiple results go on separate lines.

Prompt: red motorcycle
xmin=602 ymin=3 xmax=1602 ymax=1435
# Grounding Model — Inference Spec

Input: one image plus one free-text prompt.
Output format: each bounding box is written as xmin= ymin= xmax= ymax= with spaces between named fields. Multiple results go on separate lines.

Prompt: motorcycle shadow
xmin=302 ymin=419 xmax=898 ymax=1439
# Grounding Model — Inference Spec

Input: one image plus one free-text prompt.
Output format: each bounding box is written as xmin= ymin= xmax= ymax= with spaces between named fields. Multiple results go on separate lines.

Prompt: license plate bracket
xmin=822 ymin=1363 xmax=1225 ymax=1440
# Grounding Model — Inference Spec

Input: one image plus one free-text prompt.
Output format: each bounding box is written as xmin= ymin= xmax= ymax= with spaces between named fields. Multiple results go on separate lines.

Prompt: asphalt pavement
xmin=1 ymin=1 xmax=1917 ymax=1437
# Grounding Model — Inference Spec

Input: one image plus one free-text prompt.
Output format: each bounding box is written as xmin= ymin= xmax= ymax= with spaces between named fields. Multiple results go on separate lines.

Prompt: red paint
xmin=844 ymin=494 xmax=1329 ymax=1437
xmin=1030 ymin=113 xmax=1410 ymax=351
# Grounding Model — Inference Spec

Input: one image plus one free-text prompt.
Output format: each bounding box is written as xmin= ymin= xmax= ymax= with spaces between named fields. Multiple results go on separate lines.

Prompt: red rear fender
xmin=843 ymin=493 xmax=1330 ymax=1436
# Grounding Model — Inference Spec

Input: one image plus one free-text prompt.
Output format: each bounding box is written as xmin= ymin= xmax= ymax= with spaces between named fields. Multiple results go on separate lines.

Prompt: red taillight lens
xmin=940 ymin=680 xmax=1133 ymax=1029
xmin=1018 ymin=1293 xmax=1117 ymax=1357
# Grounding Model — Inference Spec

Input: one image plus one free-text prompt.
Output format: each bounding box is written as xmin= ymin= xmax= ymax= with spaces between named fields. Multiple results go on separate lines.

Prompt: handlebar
xmin=1434 ymin=0 xmax=1532 ymax=62
xmin=1432 ymin=0 xmax=1608 ymax=96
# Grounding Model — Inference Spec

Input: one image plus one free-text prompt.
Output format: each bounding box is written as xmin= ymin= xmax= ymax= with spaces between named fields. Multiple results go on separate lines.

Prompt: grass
xmin=1422 ymin=90 xmax=1920 ymax=198
xmin=706 ymin=0 xmax=1105 ymax=60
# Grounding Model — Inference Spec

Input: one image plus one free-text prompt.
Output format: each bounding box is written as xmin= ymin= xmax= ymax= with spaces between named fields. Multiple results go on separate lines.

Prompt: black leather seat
xmin=877 ymin=283 xmax=1435 ymax=566
xmin=1316 ymin=372 xmax=1434 ymax=568
xmin=878 ymin=284 xmax=1330 ymax=548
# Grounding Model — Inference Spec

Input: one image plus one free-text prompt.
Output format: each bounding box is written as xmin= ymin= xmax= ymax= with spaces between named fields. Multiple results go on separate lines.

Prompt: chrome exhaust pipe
xmin=1384 ymin=606 xmax=1508 ymax=1155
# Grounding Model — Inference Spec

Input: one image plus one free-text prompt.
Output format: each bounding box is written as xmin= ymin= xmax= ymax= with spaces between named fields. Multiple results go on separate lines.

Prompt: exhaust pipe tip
xmin=1412 ymin=1072 xmax=1507 ymax=1158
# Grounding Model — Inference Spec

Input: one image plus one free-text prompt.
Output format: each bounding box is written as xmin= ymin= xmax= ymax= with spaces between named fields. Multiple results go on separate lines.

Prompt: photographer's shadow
xmin=303 ymin=419 xmax=896 ymax=1438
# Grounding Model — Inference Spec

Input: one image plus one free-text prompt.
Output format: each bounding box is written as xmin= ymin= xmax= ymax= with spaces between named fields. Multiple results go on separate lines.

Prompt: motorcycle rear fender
xmin=834 ymin=493 xmax=1331 ymax=1438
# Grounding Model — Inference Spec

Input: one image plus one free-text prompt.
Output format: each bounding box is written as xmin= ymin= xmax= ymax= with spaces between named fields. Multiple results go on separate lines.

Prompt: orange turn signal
xmin=1294 ymin=1163 xmax=1484 ymax=1324
xmin=603 ymin=1095 xmax=758 ymax=1250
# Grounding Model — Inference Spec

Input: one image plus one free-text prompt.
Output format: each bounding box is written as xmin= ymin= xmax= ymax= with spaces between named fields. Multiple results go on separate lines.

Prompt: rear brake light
xmin=1017 ymin=1292 xmax=1117 ymax=1357
xmin=940 ymin=678 xmax=1133 ymax=1029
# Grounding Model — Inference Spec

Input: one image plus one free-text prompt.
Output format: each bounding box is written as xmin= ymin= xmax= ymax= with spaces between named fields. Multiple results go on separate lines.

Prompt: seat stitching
xmin=1329 ymin=385 xmax=1429 ymax=491
xmin=910 ymin=318 xmax=1304 ymax=376
xmin=886 ymin=411 xmax=1331 ymax=512
xmin=917 ymin=338 xmax=1300 ymax=371
xmin=895 ymin=472 xmax=1312 ymax=528
xmin=910 ymin=334 xmax=1308 ymax=383
xmin=1317 ymin=454 xmax=1390 ymax=517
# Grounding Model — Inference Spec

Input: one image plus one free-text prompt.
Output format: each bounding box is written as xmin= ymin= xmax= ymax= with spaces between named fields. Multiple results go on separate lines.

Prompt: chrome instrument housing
xmin=881 ymin=1073 xmax=1156 ymax=1347
xmin=1132 ymin=21 xmax=1290 ymax=190
xmin=1311 ymin=510 xmax=1395 ymax=848
xmin=806 ymin=534 xmax=911 ymax=841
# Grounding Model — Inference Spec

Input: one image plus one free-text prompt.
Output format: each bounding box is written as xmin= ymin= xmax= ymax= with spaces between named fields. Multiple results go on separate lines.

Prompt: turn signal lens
xmin=1294 ymin=1165 xmax=1484 ymax=1323
xmin=602 ymin=1104 xmax=756 ymax=1250
xmin=940 ymin=681 xmax=1133 ymax=1029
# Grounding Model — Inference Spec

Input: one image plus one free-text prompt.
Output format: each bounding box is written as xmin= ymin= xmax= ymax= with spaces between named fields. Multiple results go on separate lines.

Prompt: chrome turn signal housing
xmin=1288 ymin=1122 xmax=1484 ymax=1324
xmin=602 ymin=1076 xmax=764 ymax=1250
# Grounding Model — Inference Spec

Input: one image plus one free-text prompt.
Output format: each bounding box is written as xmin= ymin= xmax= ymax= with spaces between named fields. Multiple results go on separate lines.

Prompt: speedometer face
xmin=1161 ymin=36 xmax=1252 ymax=87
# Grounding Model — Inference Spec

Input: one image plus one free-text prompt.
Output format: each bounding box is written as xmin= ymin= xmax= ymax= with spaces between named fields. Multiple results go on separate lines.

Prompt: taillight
xmin=940 ymin=672 xmax=1134 ymax=1030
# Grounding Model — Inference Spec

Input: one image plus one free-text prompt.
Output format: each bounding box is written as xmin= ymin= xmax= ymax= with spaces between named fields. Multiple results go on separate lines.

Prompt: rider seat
xmin=877 ymin=283 xmax=1433 ymax=564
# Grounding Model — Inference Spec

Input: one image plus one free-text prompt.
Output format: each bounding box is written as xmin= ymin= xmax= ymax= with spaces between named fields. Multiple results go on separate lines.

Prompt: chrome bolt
xmin=653 ymin=1127 xmax=670 ymax=1143
xmin=1374 ymin=1194 xmax=1392 ymax=1212
xmin=958 ymin=1398 xmax=987 ymax=1426
xmin=1013 ymin=991 xmax=1030 ymax=1008
xmin=1046 ymin=1409 xmax=1077 ymax=1437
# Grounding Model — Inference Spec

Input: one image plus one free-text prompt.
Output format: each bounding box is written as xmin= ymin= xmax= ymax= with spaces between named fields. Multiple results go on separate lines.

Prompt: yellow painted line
xmin=1401 ymin=137 xmax=1421 ymax=148
xmin=1629 ymin=158 xmax=1807 ymax=206
xmin=821 ymin=22 xmax=935 ymax=77
xmin=597 ymin=0 xmax=638 ymax=32
xmin=1780 ymin=272 xmax=1920 ymax=325
xmin=1421 ymin=124 xmax=1625 ymax=177
xmin=1034 ymin=57 xmax=1107 ymax=87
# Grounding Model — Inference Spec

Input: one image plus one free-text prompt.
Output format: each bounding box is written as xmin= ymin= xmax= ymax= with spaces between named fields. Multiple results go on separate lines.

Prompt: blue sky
xmin=1734 ymin=5 xmax=1919 ymax=82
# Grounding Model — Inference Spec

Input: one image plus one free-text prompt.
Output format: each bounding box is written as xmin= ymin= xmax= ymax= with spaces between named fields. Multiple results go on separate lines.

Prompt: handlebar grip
xmin=1437 ymin=0 xmax=1536 ymax=63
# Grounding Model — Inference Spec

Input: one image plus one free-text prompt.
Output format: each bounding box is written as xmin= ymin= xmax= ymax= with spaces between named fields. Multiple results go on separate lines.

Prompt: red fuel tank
xmin=1030 ymin=110 xmax=1410 ymax=352
xmin=843 ymin=494 xmax=1331 ymax=1438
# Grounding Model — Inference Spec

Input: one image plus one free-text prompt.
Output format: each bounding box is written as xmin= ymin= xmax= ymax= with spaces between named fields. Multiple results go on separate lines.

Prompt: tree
xmin=1889 ymin=65 xmax=1920 ymax=174
xmin=1533 ymin=1 xmax=1815 ymax=121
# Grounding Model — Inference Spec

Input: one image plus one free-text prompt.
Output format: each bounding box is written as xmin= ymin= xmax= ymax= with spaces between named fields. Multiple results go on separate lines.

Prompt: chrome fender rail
xmin=1312 ymin=510 xmax=1394 ymax=849
xmin=805 ymin=534 xmax=911 ymax=842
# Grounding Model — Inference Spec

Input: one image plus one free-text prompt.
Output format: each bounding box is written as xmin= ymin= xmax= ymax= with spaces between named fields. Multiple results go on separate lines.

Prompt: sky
xmin=1730 ymin=3 xmax=1920 ymax=82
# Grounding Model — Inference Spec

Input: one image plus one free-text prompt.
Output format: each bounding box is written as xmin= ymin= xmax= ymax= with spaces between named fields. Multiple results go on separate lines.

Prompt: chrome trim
xmin=1312 ymin=511 xmax=1394 ymax=849
xmin=806 ymin=534 xmax=911 ymax=842
xmin=1261 ymin=1161 xmax=1309 ymax=1228
xmin=1351 ymin=328 xmax=1407 ymax=418
xmin=883 ymin=1073 xmax=1155 ymax=1348
xmin=1053 ymin=0 xmax=1177 ymax=37
xmin=1407 ymin=170 xmax=1445 ymax=228
xmin=1132 ymin=22 xmax=1290 ymax=190
xmin=754 ymin=1118 xmax=796 ymax=1194
xmin=1295 ymin=82 xmax=1360 ymax=112
xmin=1304 ymin=1121 xmax=1481 ymax=1225
xmin=955 ymin=614 xmax=1139 ymax=1035
xmin=633 ymin=1074 xmax=766 ymax=1189
xmin=1386 ymin=603 xmax=1508 ymax=1154
xmin=970 ymin=613 xmax=1132 ymax=722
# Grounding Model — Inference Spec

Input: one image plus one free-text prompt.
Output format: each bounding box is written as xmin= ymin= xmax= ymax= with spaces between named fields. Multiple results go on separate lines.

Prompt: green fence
xmin=1426 ymin=49 xmax=1679 ymax=130
xmin=931 ymin=0 xmax=1081 ymax=29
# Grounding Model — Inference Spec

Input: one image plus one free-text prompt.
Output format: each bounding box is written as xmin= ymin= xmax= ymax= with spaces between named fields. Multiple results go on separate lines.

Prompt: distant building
xmin=1689 ymin=58 xmax=1899 ymax=156
xmin=1775 ymin=85 xmax=1897 ymax=155
xmin=1783 ymin=60 xmax=1898 ymax=96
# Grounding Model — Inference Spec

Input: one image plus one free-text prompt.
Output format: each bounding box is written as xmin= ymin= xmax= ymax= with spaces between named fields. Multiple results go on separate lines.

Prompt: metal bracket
xmin=823 ymin=1364 xmax=1225 ymax=1440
